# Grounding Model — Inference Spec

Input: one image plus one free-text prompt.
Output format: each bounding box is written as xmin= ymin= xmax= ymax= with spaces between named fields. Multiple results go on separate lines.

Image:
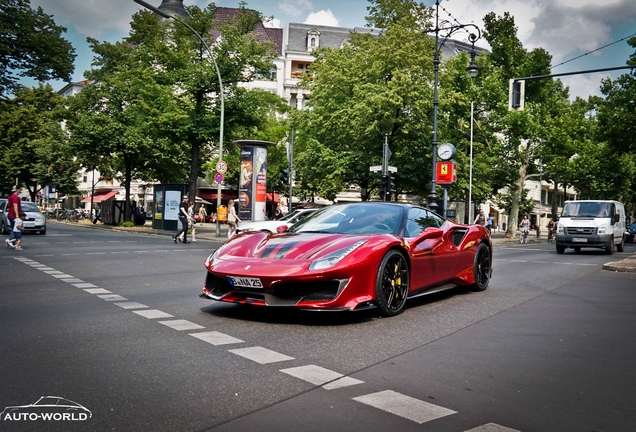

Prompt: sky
xmin=28 ymin=0 xmax=636 ymax=100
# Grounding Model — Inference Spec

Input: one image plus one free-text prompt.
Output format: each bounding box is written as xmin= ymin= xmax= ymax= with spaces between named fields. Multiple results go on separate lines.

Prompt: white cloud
xmin=263 ymin=17 xmax=281 ymax=28
xmin=304 ymin=9 xmax=339 ymax=27
xmin=279 ymin=0 xmax=313 ymax=18
xmin=32 ymin=0 xmax=135 ymax=38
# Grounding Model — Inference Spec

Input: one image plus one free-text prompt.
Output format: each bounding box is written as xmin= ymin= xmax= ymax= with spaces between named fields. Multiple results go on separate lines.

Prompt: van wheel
xmin=605 ymin=236 xmax=614 ymax=255
xmin=556 ymin=245 xmax=565 ymax=254
xmin=617 ymin=236 xmax=624 ymax=252
xmin=573 ymin=247 xmax=581 ymax=252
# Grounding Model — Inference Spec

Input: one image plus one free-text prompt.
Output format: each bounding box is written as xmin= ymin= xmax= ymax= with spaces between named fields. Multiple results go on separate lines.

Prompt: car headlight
xmin=309 ymin=240 xmax=366 ymax=271
xmin=35 ymin=217 xmax=45 ymax=223
xmin=205 ymin=247 xmax=223 ymax=267
xmin=597 ymin=225 xmax=606 ymax=234
xmin=557 ymin=224 xmax=564 ymax=234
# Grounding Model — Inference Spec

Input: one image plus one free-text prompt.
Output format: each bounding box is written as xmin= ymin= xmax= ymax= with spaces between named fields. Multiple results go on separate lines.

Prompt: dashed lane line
xmin=158 ymin=320 xmax=205 ymax=331
xmin=228 ymin=346 xmax=295 ymax=364
xmin=280 ymin=365 xmax=364 ymax=390
xmin=353 ymin=390 xmax=457 ymax=424
xmin=188 ymin=331 xmax=244 ymax=346
xmin=132 ymin=309 xmax=174 ymax=319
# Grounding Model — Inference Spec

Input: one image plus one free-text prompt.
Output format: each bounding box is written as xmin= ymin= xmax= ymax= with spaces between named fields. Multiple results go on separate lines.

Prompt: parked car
xmin=201 ymin=202 xmax=492 ymax=317
xmin=627 ymin=223 xmax=636 ymax=243
xmin=0 ymin=198 xmax=8 ymax=234
xmin=19 ymin=201 xmax=47 ymax=234
xmin=234 ymin=208 xmax=319 ymax=235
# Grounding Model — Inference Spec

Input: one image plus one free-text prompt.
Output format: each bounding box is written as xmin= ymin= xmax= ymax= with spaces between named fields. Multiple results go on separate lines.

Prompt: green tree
xmin=293 ymin=2 xmax=435 ymax=202
xmin=0 ymin=0 xmax=75 ymax=99
xmin=0 ymin=84 xmax=78 ymax=199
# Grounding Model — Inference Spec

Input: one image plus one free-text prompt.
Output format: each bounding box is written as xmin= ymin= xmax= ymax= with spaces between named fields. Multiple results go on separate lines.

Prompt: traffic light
xmin=387 ymin=176 xmax=395 ymax=199
xmin=280 ymin=168 xmax=290 ymax=184
xmin=508 ymin=79 xmax=525 ymax=111
xmin=380 ymin=175 xmax=389 ymax=201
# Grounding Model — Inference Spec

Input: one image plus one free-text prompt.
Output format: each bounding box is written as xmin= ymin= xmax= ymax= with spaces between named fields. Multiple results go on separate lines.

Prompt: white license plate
xmin=227 ymin=276 xmax=263 ymax=288
xmin=23 ymin=223 xmax=34 ymax=228
xmin=572 ymin=237 xmax=587 ymax=243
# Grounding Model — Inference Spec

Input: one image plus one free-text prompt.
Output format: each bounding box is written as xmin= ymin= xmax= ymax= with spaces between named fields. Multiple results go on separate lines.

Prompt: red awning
xmin=81 ymin=190 xmax=118 ymax=203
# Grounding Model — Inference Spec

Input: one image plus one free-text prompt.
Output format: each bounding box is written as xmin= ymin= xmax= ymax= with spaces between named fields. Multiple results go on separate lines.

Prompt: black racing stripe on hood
xmin=274 ymin=241 xmax=298 ymax=259
xmin=260 ymin=243 xmax=278 ymax=259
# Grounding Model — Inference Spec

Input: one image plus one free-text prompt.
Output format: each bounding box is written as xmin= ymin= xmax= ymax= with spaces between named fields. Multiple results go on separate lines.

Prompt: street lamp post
xmin=427 ymin=0 xmax=481 ymax=215
xmin=133 ymin=0 xmax=225 ymax=236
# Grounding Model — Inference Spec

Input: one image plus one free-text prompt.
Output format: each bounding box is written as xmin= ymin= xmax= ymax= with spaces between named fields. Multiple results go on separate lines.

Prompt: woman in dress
xmin=227 ymin=200 xmax=241 ymax=239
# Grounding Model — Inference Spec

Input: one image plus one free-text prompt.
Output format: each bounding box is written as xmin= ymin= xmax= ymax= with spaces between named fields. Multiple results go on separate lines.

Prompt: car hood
xmin=237 ymin=220 xmax=285 ymax=231
xmin=218 ymin=232 xmax=385 ymax=261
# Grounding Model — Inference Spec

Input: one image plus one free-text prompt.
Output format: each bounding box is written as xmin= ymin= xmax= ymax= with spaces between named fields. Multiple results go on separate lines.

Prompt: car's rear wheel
xmin=375 ymin=250 xmax=409 ymax=317
xmin=470 ymin=243 xmax=491 ymax=291
xmin=0 ymin=219 xmax=6 ymax=234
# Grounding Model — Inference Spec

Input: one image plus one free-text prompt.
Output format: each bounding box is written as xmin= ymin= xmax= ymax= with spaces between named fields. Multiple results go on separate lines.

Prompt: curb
xmin=602 ymin=256 xmax=636 ymax=273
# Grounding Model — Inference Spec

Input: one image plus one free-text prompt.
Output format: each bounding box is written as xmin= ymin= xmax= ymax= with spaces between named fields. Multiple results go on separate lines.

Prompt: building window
xmin=83 ymin=175 xmax=88 ymax=183
xmin=311 ymin=38 xmax=316 ymax=47
xmin=307 ymin=29 xmax=320 ymax=50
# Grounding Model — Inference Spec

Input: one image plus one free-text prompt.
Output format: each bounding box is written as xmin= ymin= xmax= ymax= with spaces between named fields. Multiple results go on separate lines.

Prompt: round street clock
xmin=437 ymin=142 xmax=456 ymax=161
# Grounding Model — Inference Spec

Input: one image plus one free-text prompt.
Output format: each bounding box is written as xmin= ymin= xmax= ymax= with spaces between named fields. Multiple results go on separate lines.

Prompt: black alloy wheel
xmin=375 ymin=250 xmax=409 ymax=317
xmin=470 ymin=242 xmax=491 ymax=291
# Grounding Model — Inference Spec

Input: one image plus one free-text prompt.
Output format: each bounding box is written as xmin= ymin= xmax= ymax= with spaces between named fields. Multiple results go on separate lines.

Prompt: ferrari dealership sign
xmin=436 ymin=161 xmax=457 ymax=185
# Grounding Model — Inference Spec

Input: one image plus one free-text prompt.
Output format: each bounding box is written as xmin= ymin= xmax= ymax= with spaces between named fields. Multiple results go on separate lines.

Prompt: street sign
xmin=388 ymin=166 xmax=397 ymax=173
xmin=214 ymin=173 xmax=224 ymax=183
xmin=369 ymin=165 xmax=382 ymax=172
xmin=216 ymin=160 xmax=227 ymax=174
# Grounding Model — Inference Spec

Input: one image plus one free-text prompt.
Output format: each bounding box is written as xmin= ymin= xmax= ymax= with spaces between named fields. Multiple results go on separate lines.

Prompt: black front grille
xmin=271 ymin=281 xmax=341 ymax=302
xmin=565 ymin=227 xmax=595 ymax=236
xmin=205 ymin=273 xmax=232 ymax=297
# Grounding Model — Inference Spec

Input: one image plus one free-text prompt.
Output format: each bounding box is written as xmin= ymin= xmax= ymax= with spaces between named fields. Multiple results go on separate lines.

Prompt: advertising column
xmin=234 ymin=140 xmax=275 ymax=222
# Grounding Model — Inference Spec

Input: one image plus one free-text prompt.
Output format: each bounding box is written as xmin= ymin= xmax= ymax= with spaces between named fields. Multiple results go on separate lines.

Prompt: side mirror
xmin=612 ymin=214 xmax=620 ymax=224
xmin=411 ymin=227 xmax=443 ymax=247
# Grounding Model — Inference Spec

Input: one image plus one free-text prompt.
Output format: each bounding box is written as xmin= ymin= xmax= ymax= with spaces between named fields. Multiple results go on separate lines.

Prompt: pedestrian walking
xmin=173 ymin=195 xmax=190 ymax=244
xmin=473 ymin=209 xmax=486 ymax=226
xmin=198 ymin=205 xmax=208 ymax=224
xmin=486 ymin=214 xmax=493 ymax=236
xmin=274 ymin=203 xmax=283 ymax=220
xmin=6 ymin=212 xmax=26 ymax=250
xmin=227 ymin=199 xmax=241 ymax=239
xmin=178 ymin=201 xmax=197 ymax=243
xmin=7 ymin=185 xmax=22 ymax=243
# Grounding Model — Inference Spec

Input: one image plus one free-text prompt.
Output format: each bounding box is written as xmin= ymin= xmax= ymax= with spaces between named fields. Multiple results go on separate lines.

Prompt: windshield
xmin=289 ymin=203 xmax=403 ymax=235
xmin=20 ymin=202 xmax=41 ymax=212
xmin=562 ymin=202 xmax=613 ymax=218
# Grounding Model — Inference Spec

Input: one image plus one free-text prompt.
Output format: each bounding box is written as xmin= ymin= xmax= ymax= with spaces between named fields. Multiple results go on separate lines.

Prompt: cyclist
xmin=519 ymin=215 xmax=530 ymax=243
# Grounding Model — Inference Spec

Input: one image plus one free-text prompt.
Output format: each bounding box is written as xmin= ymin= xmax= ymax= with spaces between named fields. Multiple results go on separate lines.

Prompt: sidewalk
xmin=57 ymin=221 xmax=636 ymax=272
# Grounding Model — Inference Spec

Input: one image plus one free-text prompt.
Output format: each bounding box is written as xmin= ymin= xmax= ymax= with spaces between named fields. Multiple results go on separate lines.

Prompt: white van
xmin=556 ymin=200 xmax=626 ymax=254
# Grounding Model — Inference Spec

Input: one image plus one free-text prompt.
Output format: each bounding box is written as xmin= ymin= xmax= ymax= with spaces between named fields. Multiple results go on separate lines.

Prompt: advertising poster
xmin=164 ymin=190 xmax=181 ymax=221
xmin=154 ymin=190 xmax=163 ymax=220
xmin=255 ymin=147 xmax=268 ymax=221
xmin=239 ymin=146 xmax=254 ymax=221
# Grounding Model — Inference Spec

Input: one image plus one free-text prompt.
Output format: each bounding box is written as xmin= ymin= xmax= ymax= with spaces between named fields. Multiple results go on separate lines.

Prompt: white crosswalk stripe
xmin=353 ymin=390 xmax=456 ymax=424
xmin=114 ymin=302 xmax=148 ymax=310
xmin=158 ymin=320 xmax=205 ymax=331
xmin=280 ymin=365 xmax=364 ymax=389
xmin=189 ymin=331 xmax=244 ymax=346
xmin=228 ymin=346 xmax=294 ymax=364
xmin=133 ymin=309 xmax=174 ymax=319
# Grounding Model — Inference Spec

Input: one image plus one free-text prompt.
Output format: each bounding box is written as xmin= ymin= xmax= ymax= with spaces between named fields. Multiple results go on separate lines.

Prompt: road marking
xmin=51 ymin=274 xmax=74 ymax=278
xmin=510 ymin=260 xmax=527 ymax=262
xmin=86 ymin=252 xmax=106 ymax=255
xmin=43 ymin=270 xmax=63 ymax=274
xmin=114 ymin=302 xmax=148 ymax=310
xmin=228 ymin=346 xmax=294 ymax=364
xmin=531 ymin=261 xmax=550 ymax=264
xmin=465 ymin=423 xmax=520 ymax=432
xmin=36 ymin=267 xmax=56 ymax=271
xmin=158 ymin=320 xmax=205 ymax=331
xmin=61 ymin=253 xmax=80 ymax=256
xmin=84 ymin=288 xmax=112 ymax=294
xmin=554 ymin=262 xmax=573 ymax=265
xmin=353 ymin=390 xmax=456 ymax=424
xmin=133 ymin=309 xmax=174 ymax=319
xmin=61 ymin=278 xmax=85 ymax=283
xmin=97 ymin=294 xmax=128 ymax=301
xmin=189 ymin=331 xmax=244 ymax=346
xmin=280 ymin=365 xmax=364 ymax=389
xmin=73 ymin=283 xmax=97 ymax=288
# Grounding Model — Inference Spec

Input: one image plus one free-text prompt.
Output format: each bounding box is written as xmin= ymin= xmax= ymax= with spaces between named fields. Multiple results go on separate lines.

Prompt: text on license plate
xmin=23 ymin=223 xmax=34 ymax=228
xmin=572 ymin=237 xmax=587 ymax=243
xmin=227 ymin=276 xmax=263 ymax=288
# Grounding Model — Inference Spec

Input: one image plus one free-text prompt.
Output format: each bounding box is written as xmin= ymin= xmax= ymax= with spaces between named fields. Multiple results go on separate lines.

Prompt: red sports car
xmin=201 ymin=202 xmax=492 ymax=317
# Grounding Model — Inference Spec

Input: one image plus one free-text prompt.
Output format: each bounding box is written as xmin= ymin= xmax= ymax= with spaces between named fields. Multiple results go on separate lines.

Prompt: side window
xmin=405 ymin=208 xmax=442 ymax=237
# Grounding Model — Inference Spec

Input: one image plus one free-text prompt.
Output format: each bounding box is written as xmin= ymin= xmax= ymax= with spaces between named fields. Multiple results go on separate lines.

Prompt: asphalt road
xmin=1 ymin=221 xmax=635 ymax=431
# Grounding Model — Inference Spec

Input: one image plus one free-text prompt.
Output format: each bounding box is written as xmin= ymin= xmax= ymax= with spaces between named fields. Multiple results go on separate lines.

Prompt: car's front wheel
xmin=617 ymin=235 xmax=624 ymax=252
xmin=470 ymin=243 xmax=491 ymax=291
xmin=375 ymin=250 xmax=409 ymax=317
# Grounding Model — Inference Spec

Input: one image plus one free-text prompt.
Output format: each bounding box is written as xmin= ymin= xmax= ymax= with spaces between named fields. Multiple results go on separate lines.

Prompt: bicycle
xmin=520 ymin=229 xmax=529 ymax=244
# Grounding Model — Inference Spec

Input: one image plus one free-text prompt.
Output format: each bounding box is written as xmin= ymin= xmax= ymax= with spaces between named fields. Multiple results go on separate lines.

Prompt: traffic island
xmin=603 ymin=254 xmax=636 ymax=273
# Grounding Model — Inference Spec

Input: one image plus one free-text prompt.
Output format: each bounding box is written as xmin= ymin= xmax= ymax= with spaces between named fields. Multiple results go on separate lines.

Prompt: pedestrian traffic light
xmin=380 ymin=175 xmax=389 ymax=201
xmin=280 ymin=168 xmax=290 ymax=184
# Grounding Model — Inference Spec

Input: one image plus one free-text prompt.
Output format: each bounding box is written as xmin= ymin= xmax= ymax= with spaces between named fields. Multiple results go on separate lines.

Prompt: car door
xmin=405 ymin=207 xmax=458 ymax=290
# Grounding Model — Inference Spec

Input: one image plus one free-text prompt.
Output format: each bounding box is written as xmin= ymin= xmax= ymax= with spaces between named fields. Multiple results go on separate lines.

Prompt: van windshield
xmin=562 ymin=202 xmax=613 ymax=218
